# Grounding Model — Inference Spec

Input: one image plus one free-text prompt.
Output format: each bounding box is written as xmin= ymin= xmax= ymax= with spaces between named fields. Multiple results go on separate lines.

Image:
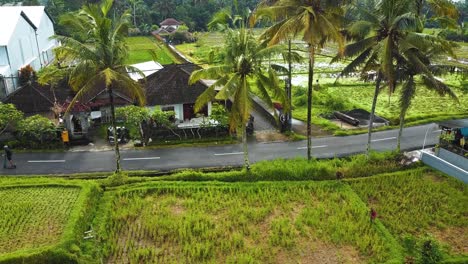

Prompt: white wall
xmin=36 ymin=13 xmax=56 ymax=66
xmin=5 ymin=16 xmax=39 ymax=94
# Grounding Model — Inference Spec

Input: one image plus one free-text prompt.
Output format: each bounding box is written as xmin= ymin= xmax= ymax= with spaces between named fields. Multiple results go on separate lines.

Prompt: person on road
xmin=3 ymin=145 xmax=16 ymax=169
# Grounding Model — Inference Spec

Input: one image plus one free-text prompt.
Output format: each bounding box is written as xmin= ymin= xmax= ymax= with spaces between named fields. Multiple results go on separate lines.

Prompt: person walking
xmin=3 ymin=145 xmax=16 ymax=169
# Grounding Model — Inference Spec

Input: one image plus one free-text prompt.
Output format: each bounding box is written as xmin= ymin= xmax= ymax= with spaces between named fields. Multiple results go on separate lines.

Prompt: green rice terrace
xmin=125 ymin=36 xmax=182 ymax=65
xmin=0 ymin=154 xmax=466 ymax=263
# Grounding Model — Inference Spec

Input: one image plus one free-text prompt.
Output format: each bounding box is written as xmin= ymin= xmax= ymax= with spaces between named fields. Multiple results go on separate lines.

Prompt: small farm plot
xmin=347 ymin=169 xmax=468 ymax=259
xmin=0 ymin=185 xmax=81 ymax=255
xmin=326 ymin=80 xmax=468 ymax=124
xmin=125 ymin=36 xmax=177 ymax=65
xmin=101 ymin=181 xmax=397 ymax=263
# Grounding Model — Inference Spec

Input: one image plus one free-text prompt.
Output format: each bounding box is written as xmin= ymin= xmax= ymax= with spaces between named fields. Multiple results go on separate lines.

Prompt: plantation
xmin=0 ymin=180 xmax=100 ymax=263
xmin=175 ymin=30 xmax=468 ymax=134
xmin=0 ymin=186 xmax=80 ymax=255
xmin=0 ymin=156 xmax=466 ymax=263
xmin=97 ymin=181 xmax=396 ymax=263
xmin=125 ymin=36 xmax=180 ymax=65
xmin=348 ymin=169 xmax=468 ymax=261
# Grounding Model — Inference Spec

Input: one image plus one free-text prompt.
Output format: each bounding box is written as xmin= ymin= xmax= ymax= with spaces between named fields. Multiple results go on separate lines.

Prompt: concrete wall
xmin=437 ymin=148 xmax=468 ymax=171
xmin=421 ymin=151 xmax=468 ymax=183
xmin=8 ymin=16 xmax=40 ymax=72
xmin=36 ymin=13 xmax=56 ymax=66
xmin=251 ymin=95 xmax=278 ymax=128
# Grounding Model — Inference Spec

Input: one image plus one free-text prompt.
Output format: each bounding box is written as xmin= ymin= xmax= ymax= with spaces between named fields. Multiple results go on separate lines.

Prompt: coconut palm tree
xmin=189 ymin=27 xmax=287 ymax=170
xmin=255 ymin=0 xmax=348 ymax=161
xmin=53 ymin=0 xmax=145 ymax=172
xmin=335 ymin=0 xmax=422 ymax=156
xmin=395 ymin=36 xmax=463 ymax=151
xmin=250 ymin=1 xmax=303 ymax=132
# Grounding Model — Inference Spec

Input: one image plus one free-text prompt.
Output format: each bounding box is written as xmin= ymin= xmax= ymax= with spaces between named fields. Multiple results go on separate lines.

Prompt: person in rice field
xmin=370 ymin=208 xmax=377 ymax=223
xmin=3 ymin=145 xmax=16 ymax=169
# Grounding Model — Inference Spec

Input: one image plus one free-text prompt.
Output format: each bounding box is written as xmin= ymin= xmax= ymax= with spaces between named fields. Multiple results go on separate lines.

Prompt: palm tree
xmin=250 ymin=1 xmax=303 ymax=132
xmin=335 ymin=0 xmax=422 ymax=156
xmin=53 ymin=0 xmax=145 ymax=172
xmin=189 ymin=28 xmax=287 ymax=170
xmin=395 ymin=35 xmax=462 ymax=151
xmin=255 ymin=0 xmax=348 ymax=161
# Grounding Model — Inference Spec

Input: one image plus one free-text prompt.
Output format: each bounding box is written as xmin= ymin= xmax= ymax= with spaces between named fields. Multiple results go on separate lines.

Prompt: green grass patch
xmin=125 ymin=36 xmax=177 ymax=65
xmin=347 ymin=168 xmax=468 ymax=261
xmin=0 ymin=179 xmax=101 ymax=263
xmin=96 ymin=181 xmax=400 ymax=263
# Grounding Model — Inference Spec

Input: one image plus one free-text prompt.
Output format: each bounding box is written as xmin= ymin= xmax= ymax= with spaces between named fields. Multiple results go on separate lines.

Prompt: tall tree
xmin=251 ymin=0 xmax=303 ymax=132
xmin=53 ymin=0 xmax=145 ymax=172
xmin=335 ymin=0 xmax=418 ymax=156
xmin=395 ymin=35 xmax=462 ymax=151
xmin=256 ymin=0 xmax=348 ymax=161
xmin=190 ymin=27 xmax=287 ymax=170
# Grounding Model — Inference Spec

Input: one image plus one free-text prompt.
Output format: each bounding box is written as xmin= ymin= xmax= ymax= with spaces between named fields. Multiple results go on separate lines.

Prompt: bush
xmin=420 ymin=238 xmax=443 ymax=264
xmin=168 ymin=31 xmax=196 ymax=44
xmin=17 ymin=115 xmax=58 ymax=147
xmin=105 ymin=172 xmax=129 ymax=187
xmin=157 ymin=152 xmax=410 ymax=182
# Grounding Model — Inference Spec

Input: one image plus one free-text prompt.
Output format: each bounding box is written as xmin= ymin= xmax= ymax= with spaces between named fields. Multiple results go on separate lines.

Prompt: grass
xmin=96 ymin=181 xmax=398 ymax=263
xmin=0 ymin=186 xmax=81 ymax=255
xmin=0 ymin=155 xmax=466 ymax=263
xmin=0 ymin=179 xmax=101 ymax=263
xmin=347 ymin=168 xmax=468 ymax=260
xmin=125 ymin=36 xmax=178 ymax=65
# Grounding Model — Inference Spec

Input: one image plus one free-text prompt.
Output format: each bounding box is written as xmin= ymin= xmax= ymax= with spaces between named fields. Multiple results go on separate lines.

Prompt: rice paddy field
xmin=348 ymin=169 xmax=468 ymax=261
xmin=99 ymin=181 xmax=397 ymax=263
xmin=0 ymin=186 xmax=81 ymax=255
xmin=125 ymin=36 xmax=180 ymax=65
xmin=0 ymin=180 xmax=100 ymax=263
xmin=0 ymin=160 xmax=466 ymax=263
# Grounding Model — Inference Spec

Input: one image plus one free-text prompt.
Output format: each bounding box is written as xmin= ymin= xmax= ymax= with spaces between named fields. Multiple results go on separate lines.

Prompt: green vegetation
xmin=96 ymin=181 xmax=396 ymax=263
xmin=125 ymin=36 xmax=178 ymax=65
xmin=348 ymin=169 xmax=468 ymax=261
xmin=0 ymin=155 xmax=467 ymax=263
xmin=325 ymin=79 xmax=468 ymax=125
xmin=0 ymin=180 xmax=101 ymax=263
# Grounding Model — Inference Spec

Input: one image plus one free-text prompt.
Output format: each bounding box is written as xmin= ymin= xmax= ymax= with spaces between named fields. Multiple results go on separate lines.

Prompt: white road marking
xmin=123 ymin=157 xmax=160 ymax=161
xmin=371 ymin=137 xmax=396 ymax=142
xmin=432 ymin=130 xmax=442 ymax=133
xmin=214 ymin=152 xmax=243 ymax=156
xmin=27 ymin=160 xmax=65 ymax=163
xmin=297 ymin=145 xmax=328 ymax=150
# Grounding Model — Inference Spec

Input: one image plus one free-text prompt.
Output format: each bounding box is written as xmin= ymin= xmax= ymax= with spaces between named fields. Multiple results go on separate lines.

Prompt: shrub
xmin=105 ymin=172 xmax=129 ymax=187
xmin=420 ymin=238 xmax=443 ymax=264
xmin=18 ymin=65 xmax=36 ymax=86
xmin=17 ymin=115 xmax=58 ymax=147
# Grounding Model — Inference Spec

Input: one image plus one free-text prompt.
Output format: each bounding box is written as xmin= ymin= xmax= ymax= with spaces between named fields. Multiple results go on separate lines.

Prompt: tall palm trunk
xmin=307 ymin=45 xmax=315 ymax=161
xmin=286 ymin=39 xmax=292 ymax=131
xmin=242 ymin=123 xmax=250 ymax=170
xmin=366 ymin=73 xmax=382 ymax=157
xmin=397 ymin=111 xmax=406 ymax=152
xmin=108 ymin=87 xmax=122 ymax=172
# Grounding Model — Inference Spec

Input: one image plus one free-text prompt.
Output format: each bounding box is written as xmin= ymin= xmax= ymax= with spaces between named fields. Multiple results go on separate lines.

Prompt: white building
xmin=0 ymin=6 xmax=56 ymax=98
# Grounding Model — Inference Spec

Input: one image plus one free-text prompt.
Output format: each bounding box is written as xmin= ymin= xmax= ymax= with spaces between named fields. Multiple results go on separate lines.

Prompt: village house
xmin=159 ymin=18 xmax=182 ymax=33
xmin=0 ymin=6 xmax=57 ymax=98
xmin=145 ymin=63 xmax=212 ymax=123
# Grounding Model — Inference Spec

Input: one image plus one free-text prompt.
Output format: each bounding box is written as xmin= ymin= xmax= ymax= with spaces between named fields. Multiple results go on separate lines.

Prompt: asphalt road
xmin=0 ymin=123 xmax=441 ymax=175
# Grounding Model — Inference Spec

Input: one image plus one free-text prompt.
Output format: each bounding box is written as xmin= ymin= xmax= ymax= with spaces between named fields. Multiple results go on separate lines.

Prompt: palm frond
xmin=189 ymin=65 xmax=231 ymax=84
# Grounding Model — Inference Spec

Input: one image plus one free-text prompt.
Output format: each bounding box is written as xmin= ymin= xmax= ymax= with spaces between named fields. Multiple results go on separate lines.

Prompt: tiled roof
xmin=145 ymin=63 xmax=208 ymax=106
xmin=160 ymin=18 xmax=182 ymax=26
